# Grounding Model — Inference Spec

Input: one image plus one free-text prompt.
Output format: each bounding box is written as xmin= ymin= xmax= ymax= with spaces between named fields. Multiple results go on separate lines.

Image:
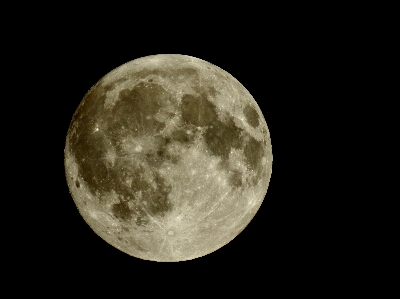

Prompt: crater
xmin=75 ymin=179 xmax=80 ymax=188
xmin=135 ymin=214 xmax=147 ymax=226
xmin=146 ymin=150 xmax=179 ymax=167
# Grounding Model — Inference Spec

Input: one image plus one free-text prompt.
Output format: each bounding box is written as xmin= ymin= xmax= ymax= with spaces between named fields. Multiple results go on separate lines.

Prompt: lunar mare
xmin=65 ymin=54 xmax=272 ymax=262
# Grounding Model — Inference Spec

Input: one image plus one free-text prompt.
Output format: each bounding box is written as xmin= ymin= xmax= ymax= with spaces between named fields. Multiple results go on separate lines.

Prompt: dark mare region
xmin=69 ymin=81 xmax=177 ymax=226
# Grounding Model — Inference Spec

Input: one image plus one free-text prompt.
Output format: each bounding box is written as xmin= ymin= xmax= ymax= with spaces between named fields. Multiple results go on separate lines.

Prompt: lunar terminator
xmin=65 ymin=54 xmax=272 ymax=262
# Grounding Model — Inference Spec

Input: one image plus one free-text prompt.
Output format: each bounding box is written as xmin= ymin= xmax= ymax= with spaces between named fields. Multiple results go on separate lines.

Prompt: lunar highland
xmin=64 ymin=54 xmax=272 ymax=262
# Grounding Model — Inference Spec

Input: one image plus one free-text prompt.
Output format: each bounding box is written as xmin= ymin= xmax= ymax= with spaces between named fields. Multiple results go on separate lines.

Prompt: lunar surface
xmin=64 ymin=54 xmax=272 ymax=262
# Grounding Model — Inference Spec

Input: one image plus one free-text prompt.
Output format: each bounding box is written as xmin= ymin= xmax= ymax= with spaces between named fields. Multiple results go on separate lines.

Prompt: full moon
xmin=64 ymin=54 xmax=272 ymax=262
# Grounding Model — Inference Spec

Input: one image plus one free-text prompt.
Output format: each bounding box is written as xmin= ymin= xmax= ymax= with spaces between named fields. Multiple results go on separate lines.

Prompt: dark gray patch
xmin=146 ymin=172 xmax=172 ymax=217
xmin=70 ymin=80 xmax=177 ymax=197
xmin=175 ymin=67 xmax=199 ymax=78
xmin=229 ymin=170 xmax=243 ymax=187
xmin=110 ymin=167 xmax=173 ymax=223
xmin=71 ymin=130 xmax=112 ymax=195
xmin=146 ymin=147 xmax=174 ymax=166
xmin=181 ymin=93 xmax=217 ymax=126
xmin=108 ymin=164 xmax=133 ymax=199
xmin=69 ymin=85 xmax=107 ymax=147
xmin=75 ymin=180 xmax=80 ymax=188
xmin=69 ymin=75 xmax=175 ymax=222
xmin=143 ymin=136 xmax=181 ymax=167
xmin=112 ymin=201 xmax=133 ymax=221
xmin=109 ymin=82 xmax=168 ymax=136
xmin=128 ymin=166 xmax=151 ymax=192
xmin=243 ymin=134 xmax=265 ymax=184
xmin=68 ymin=84 xmax=116 ymax=195
xmin=243 ymin=104 xmax=260 ymax=128
xmin=169 ymin=129 xmax=191 ymax=144
xmin=204 ymin=117 xmax=243 ymax=163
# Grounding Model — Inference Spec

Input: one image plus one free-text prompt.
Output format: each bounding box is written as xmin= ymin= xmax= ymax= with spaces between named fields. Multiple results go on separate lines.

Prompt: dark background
xmin=5 ymin=4 xmax=362 ymax=291
xmin=16 ymin=30 xmax=307 ymax=280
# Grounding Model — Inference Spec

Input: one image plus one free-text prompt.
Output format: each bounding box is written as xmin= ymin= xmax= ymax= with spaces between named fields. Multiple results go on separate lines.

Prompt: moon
xmin=64 ymin=54 xmax=272 ymax=262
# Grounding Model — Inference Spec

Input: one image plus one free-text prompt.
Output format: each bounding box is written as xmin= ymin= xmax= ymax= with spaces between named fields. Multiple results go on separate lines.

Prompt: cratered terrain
xmin=64 ymin=54 xmax=272 ymax=262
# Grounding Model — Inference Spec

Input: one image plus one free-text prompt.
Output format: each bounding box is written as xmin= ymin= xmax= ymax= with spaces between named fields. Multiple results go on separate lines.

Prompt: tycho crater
xmin=64 ymin=54 xmax=273 ymax=262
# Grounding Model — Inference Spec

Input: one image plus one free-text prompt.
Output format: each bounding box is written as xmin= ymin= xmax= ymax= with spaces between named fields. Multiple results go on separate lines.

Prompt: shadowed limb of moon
xmin=65 ymin=54 xmax=272 ymax=262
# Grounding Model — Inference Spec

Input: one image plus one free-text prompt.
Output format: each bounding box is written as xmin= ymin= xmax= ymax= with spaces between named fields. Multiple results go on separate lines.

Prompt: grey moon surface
xmin=64 ymin=54 xmax=273 ymax=262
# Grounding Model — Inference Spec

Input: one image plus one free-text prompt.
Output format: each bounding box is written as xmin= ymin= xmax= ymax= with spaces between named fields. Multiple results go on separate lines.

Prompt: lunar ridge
xmin=65 ymin=54 xmax=272 ymax=261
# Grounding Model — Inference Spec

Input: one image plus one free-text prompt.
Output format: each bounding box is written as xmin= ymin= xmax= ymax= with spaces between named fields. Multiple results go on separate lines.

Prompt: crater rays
xmin=140 ymin=203 xmax=166 ymax=231
xmin=65 ymin=54 xmax=271 ymax=262
xmin=158 ymin=236 xmax=167 ymax=255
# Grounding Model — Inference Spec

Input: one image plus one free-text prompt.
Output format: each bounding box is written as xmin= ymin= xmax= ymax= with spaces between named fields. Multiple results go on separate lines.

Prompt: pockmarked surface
xmin=65 ymin=54 xmax=272 ymax=261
